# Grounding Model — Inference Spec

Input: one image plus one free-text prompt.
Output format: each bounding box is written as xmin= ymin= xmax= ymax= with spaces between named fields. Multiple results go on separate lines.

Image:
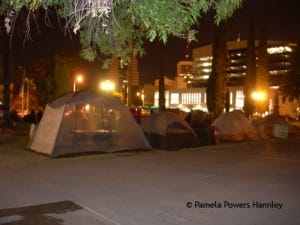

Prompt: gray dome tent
xmin=140 ymin=111 xmax=198 ymax=149
xmin=27 ymin=91 xmax=151 ymax=157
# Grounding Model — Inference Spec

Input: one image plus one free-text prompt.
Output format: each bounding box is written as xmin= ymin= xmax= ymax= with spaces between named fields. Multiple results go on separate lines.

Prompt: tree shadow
xmin=0 ymin=200 xmax=83 ymax=225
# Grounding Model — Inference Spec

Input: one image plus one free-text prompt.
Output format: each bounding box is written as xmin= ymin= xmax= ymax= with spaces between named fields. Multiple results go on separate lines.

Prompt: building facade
xmin=152 ymin=40 xmax=299 ymax=117
xmin=191 ymin=40 xmax=296 ymax=87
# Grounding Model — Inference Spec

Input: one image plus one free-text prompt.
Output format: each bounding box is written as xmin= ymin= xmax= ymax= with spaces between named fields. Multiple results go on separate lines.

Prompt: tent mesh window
xmin=55 ymin=103 xmax=119 ymax=154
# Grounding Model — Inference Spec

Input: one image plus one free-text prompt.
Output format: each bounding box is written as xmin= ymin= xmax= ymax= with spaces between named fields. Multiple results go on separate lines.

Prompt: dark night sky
xmin=14 ymin=0 xmax=300 ymax=85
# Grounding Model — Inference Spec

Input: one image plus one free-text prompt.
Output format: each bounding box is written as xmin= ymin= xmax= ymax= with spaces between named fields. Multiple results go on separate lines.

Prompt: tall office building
xmin=160 ymin=40 xmax=298 ymax=115
xmin=129 ymin=54 xmax=139 ymax=86
xmin=191 ymin=40 xmax=297 ymax=87
xmin=175 ymin=44 xmax=193 ymax=88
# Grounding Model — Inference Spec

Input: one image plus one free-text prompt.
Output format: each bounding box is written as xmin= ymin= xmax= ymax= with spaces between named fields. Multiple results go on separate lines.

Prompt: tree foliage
xmin=1 ymin=0 xmax=243 ymax=62
xmin=30 ymin=55 xmax=83 ymax=106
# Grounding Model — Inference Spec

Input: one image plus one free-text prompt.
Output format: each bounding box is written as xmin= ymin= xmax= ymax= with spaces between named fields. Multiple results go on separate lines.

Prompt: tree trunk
xmin=256 ymin=25 xmax=269 ymax=114
xmin=206 ymin=21 xmax=228 ymax=119
xmin=244 ymin=20 xmax=256 ymax=118
xmin=273 ymin=89 xmax=279 ymax=116
xmin=0 ymin=16 xmax=12 ymax=110
xmin=158 ymin=42 xmax=165 ymax=111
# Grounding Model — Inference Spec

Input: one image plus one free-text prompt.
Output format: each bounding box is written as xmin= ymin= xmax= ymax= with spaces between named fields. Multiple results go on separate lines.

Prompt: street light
xmin=73 ymin=74 xmax=84 ymax=92
xmin=251 ymin=91 xmax=266 ymax=101
xmin=252 ymin=90 xmax=266 ymax=117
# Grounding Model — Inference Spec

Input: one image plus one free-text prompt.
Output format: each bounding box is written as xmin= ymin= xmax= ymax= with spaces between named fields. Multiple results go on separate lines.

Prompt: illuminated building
xmin=191 ymin=40 xmax=297 ymax=87
xmin=152 ymin=40 xmax=298 ymax=116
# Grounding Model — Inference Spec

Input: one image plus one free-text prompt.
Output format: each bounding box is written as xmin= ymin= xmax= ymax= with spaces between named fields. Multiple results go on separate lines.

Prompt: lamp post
xmin=21 ymin=76 xmax=24 ymax=116
xmin=73 ymin=74 xmax=84 ymax=92
xmin=141 ymin=89 xmax=145 ymax=107
xmin=136 ymin=89 xmax=145 ymax=107
xmin=26 ymin=77 xmax=29 ymax=114
xmin=18 ymin=66 xmax=25 ymax=117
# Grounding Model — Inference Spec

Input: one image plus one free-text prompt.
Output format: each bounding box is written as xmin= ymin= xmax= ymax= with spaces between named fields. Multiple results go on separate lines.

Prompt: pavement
xmin=0 ymin=132 xmax=300 ymax=225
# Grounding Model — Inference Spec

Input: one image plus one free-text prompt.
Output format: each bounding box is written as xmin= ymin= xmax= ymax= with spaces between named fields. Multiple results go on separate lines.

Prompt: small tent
xmin=140 ymin=111 xmax=198 ymax=149
xmin=27 ymin=91 xmax=151 ymax=157
xmin=184 ymin=110 xmax=214 ymax=145
xmin=211 ymin=110 xmax=258 ymax=142
xmin=254 ymin=114 xmax=298 ymax=138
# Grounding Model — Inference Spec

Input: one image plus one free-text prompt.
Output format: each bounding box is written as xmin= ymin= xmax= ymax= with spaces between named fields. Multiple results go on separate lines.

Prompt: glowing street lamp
xmin=73 ymin=74 xmax=84 ymax=92
xmin=100 ymin=80 xmax=115 ymax=92
xmin=252 ymin=90 xmax=266 ymax=117
xmin=251 ymin=91 xmax=266 ymax=101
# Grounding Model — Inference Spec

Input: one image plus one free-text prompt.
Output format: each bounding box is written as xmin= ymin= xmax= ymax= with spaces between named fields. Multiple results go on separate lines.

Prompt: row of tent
xmin=27 ymin=91 xmax=258 ymax=158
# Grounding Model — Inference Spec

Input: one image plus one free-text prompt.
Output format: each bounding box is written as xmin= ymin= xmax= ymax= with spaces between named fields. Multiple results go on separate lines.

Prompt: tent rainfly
xmin=211 ymin=110 xmax=258 ymax=142
xmin=27 ymin=91 xmax=151 ymax=157
xmin=140 ymin=111 xmax=199 ymax=149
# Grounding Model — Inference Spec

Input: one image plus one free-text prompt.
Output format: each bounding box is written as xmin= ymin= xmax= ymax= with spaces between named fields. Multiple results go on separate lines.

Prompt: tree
xmin=30 ymin=58 xmax=56 ymax=106
xmin=1 ymin=0 xmax=242 ymax=110
xmin=53 ymin=55 xmax=83 ymax=97
xmin=1 ymin=0 xmax=242 ymax=62
xmin=30 ymin=55 xmax=83 ymax=107
xmin=206 ymin=20 xmax=228 ymax=119
xmin=255 ymin=25 xmax=269 ymax=114
xmin=243 ymin=20 xmax=256 ymax=118
xmin=0 ymin=13 xmax=12 ymax=109
xmin=158 ymin=42 xmax=166 ymax=111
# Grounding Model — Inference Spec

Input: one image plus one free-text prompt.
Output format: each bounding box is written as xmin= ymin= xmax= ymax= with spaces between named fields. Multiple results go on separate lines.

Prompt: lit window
xmin=203 ymin=68 xmax=211 ymax=73
xmin=170 ymin=93 xmax=179 ymax=104
xmin=182 ymin=93 xmax=187 ymax=104
xmin=202 ymin=62 xmax=212 ymax=67
xmin=235 ymin=90 xmax=244 ymax=109
xmin=154 ymin=91 xmax=160 ymax=107
xmin=267 ymin=46 xmax=292 ymax=54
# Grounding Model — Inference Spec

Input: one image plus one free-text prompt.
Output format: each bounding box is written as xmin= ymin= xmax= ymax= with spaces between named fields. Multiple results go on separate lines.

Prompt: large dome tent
xmin=27 ymin=91 xmax=151 ymax=157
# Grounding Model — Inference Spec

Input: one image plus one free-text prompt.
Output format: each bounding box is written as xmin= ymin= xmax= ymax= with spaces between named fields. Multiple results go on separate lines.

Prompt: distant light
xmin=100 ymin=80 xmax=115 ymax=92
xmin=252 ymin=91 xmax=266 ymax=101
xmin=270 ymin=86 xmax=279 ymax=90
xmin=199 ymin=56 xmax=213 ymax=61
xmin=73 ymin=74 xmax=84 ymax=92
xmin=203 ymin=68 xmax=211 ymax=73
xmin=76 ymin=75 xmax=83 ymax=83
xmin=202 ymin=62 xmax=211 ymax=67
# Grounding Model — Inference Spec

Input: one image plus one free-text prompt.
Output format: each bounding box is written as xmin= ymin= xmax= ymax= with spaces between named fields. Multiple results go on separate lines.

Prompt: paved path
xmin=0 ymin=135 xmax=300 ymax=225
